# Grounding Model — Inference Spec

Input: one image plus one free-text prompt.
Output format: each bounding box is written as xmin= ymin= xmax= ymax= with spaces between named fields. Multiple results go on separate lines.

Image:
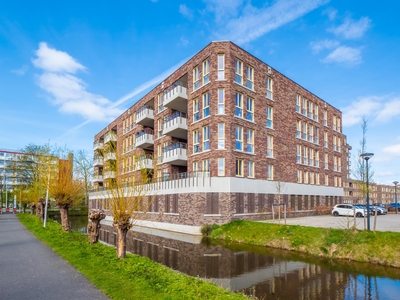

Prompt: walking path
xmin=0 ymin=213 xmax=109 ymax=300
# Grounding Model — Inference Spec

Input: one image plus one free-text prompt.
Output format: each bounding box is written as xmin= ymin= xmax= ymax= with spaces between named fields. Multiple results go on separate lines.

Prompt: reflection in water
xmin=50 ymin=215 xmax=88 ymax=234
xmin=98 ymin=224 xmax=400 ymax=299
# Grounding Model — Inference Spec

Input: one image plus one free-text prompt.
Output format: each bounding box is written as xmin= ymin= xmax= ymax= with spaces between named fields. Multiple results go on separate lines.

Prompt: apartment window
xmin=158 ymin=93 xmax=163 ymax=113
xmin=308 ymin=124 xmax=313 ymax=142
xmin=324 ymin=131 xmax=328 ymax=148
xmin=296 ymin=120 xmax=301 ymax=138
xmin=266 ymin=106 xmax=273 ymax=128
xmin=267 ymin=135 xmax=273 ymax=158
xmin=203 ymin=126 xmax=210 ymax=151
xmin=266 ymin=165 xmax=273 ymax=180
xmin=324 ymin=153 xmax=328 ymax=169
xmin=296 ymin=94 xmax=301 ymax=113
xmin=316 ymin=173 xmax=320 ymax=185
xmin=193 ymin=98 xmax=200 ymax=122
xmin=303 ymin=146 xmax=308 ymax=165
xmin=310 ymin=172 xmax=315 ymax=184
xmin=246 ymin=97 xmax=254 ymax=121
xmin=202 ymin=59 xmax=210 ymax=85
xmin=234 ymin=59 xmax=243 ymax=85
xmin=302 ymin=122 xmax=307 ymax=140
xmin=296 ymin=145 xmax=301 ymax=163
xmin=308 ymin=101 xmax=313 ymax=119
xmin=338 ymin=176 xmax=342 ymax=187
xmin=334 ymin=176 xmax=338 ymax=187
xmin=309 ymin=148 xmax=314 ymax=166
xmin=297 ymin=170 xmax=302 ymax=183
xmin=302 ymin=98 xmax=307 ymax=116
xmin=157 ymin=119 xmax=163 ymax=138
xmin=218 ymin=54 xmax=225 ymax=80
xmin=333 ymin=135 xmax=337 ymax=151
xmin=314 ymin=127 xmax=319 ymax=144
xmin=304 ymin=171 xmax=309 ymax=184
xmin=313 ymin=104 xmax=319 ymax=122
xmin=218 ymin=123 xmax=225 ymax=149
xmin=193 ymin=161 xmax=199 ymax=172
xmin=337 ymin=117 xmax=341 ymax=132
xmin=235 ymin=126 xmax=243 ymax=151
xmin=246 ymin=66 xmax=254 ymax=89
xmin=193 ymin=66 xmax=200 ymax=90
xmin=218 ymin=89 xmax=225 ymax=114
xmin=266 ymin=77 xmax=273 ymax=99
xmin=235 ymin=92 xmax=243 ymax=118
xmin=333 ymin=115 xmax=337 ymax=131
xmin=236 ymin=159 xmax=243 ymax=177
xmin=325 ymin=175 xmax=329 ymax=186
xmin=323 ymin=110 xmax=327 ymax=126
xmin=315 ymin=150 xmax=320 ymax=167
xmin=337 ymin=137 xmax=341 ymax=152
xmin=193 ymin=130 xmax=200 ymax=153
xmin=338 ymin=157 xmax=341 ymax=172
xmin=333 ymin=156 xmax=338 ymax=171
xmin=203 ymin=92 xmax=210 ymax=118
xmin=246 ymin=129 xmax=254 ymax=153
xmin=157 ymin=144 xmax=162 ymax=164
xmin=218 ymin=158 xmax=225 ymax=176
xmin=202 ymin=159 xmax=210 ymax=171
xmin=248 ymin=161 xmax=255 ymax=178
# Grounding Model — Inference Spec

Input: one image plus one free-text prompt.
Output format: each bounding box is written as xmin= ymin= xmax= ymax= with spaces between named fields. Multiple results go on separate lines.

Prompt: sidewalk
xmin=0 ymin=214 xmax=109 ymax=300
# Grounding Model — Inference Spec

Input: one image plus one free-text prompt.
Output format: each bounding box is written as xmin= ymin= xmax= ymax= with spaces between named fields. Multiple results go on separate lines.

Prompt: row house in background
xmin=90 ymin=41 xmax=351 ymax=230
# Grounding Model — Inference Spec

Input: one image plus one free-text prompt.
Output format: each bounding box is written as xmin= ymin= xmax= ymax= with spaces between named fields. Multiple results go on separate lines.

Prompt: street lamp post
xmin=360 ymin=153 xmax=374 ymax=231
xmin=394 ymin=181 xmax=399 ymax=215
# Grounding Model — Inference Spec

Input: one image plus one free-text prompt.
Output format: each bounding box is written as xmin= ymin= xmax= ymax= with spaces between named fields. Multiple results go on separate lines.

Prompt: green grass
xmin=209 ymin=220 xmax=400 ymax=267
xmin=18 ymin=214 xmax=247 ymax=300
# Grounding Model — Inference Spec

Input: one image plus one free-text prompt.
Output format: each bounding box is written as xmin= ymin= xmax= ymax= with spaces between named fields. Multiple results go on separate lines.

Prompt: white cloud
xmin=323 ymin=46 xmax=362 ymax=65
xmin=179 ymin=4 xmax=194 ymax=20
xmin=382 ymin=144 xmax=400 ymax=157
xmin=310 ymin=39 xmax=339 ymax=53
xmin=32 ymin=42 xmax=122 ymax=122
xmin=180 ymin=36 xmax=189 ymax=47
xmin=32 ymin=42 xmax=85 ymax=73
xmin=329 ymin=16 xmax=371 ymax=39
xmin=375 ymin=98 xmax=400 ymax=122
xmin=11 ymin=65 xmax=28 ymax=76
xmin=375 ymin=171 xmax=395 ymax=177
xmin=341 ymin=96 xmax=381 ymax=126
xmin=205 ymin=0 xmax=329 ymax=44
xmin=322 ymin=8 xmax=337 ymax=20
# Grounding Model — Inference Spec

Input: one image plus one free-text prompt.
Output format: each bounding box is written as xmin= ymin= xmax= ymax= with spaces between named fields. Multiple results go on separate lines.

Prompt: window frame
xmin=193 ymin=130 xmax=200 ymax=153
xmin=236 ymin=159 xmax=244 ymax=177
xmin=202 ymin=92 xmax=210 ymax=118
xmin=246 ymin=129 xmax=254 ymax=153
xmin=267 ymin=135 xmax=273 ymax=158
xmin=193 ymin=65 xmax=201 ymax=90
xmin=217 ymin=88 xmax=225 ymax=114
xmin=203 ymin=125 xmax=210 ymax=151
xmin=266 ymin=77 xmax=273 ymax=99
xmin=217 ymin=54 xmax=225 ymax=80
xmin=202 ymin=59 xmax=210 ymax=85
xmin=235 ymin=125 xmax=243 ymax=151
xmin=245 ymin=97 xmax=254 ymax=121
xmin=266 ymin=106 xmax=273 ymax=128
xmin=235 ymin=92 xmax=243 ymax=118
xmin=246 ymin=65 xmax=254 ymax=90
xmin=218 ymin=123 xmax=225 ymax=149
xmin=234 ymin=59 xmax=243 ymax=85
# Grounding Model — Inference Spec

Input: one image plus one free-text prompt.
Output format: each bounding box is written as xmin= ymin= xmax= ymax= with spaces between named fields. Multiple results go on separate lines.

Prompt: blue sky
xmin=1 ymin=0 xmax=399 ymax=185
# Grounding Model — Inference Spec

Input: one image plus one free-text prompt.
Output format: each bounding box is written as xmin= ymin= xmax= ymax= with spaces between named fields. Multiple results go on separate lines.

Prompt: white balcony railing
xmin=103 ymin=171 xmax=116 ymax=179
xmin=104 ymin=152 xmax=116 ymax=161
xmin=93 ymin=141 xmax=104 ymax=150
xmin=104 ymin=131 xmax=117 ymax=143
xmin=163 ymin=82 xmax=188 ymax=111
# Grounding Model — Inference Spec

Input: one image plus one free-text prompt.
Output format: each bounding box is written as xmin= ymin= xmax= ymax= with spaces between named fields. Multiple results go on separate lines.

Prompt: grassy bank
xmin=18 ymin=214 xmax=247 ymax=300
xmin=209 ymin=220 xmax=400 ymax=268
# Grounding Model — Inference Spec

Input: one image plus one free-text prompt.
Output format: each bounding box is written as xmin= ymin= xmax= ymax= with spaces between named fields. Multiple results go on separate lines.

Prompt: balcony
xmin=104 ymin=152 xmax=116 ymax=161
xmin=134 ymin=155 xmax=154 ymax=171
xmin=93 ymin=175 xmax=103 ymax=182
xmin=163 ymin=143 xmax=187 ymax=166
xmin=104 ymin=131 xmax=117 ymax=143
xmin=136 ymin=106 xmax=154 ymax=127
xmin=135 ymin=129 xmax=154 ymax=150
xmin=93 ymin=157 xmax=103 ymax=167
xmin=163 ymin=112 xmax=188 ymax=139
xmin=103 ymin=171 xmax=116 ymax=179
xmin=163 ymin=82 xmax=188 ymax=111
xmin=93 ymin=140 xmax=104 ymax=151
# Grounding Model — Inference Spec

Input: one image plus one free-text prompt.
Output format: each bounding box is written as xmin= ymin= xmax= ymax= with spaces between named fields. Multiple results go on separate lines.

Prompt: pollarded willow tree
xmin=48 ymin=152 xmax=84 ymax=231
xmin=100 ymin=131 xmax=155 ymax=258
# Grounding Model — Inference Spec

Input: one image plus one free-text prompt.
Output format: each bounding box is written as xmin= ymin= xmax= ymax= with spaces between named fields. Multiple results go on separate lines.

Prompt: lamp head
xmin=360 ymin=153 xmax=374 ymax=161
xmin=394 ymin=181 xmax=399 ymax=186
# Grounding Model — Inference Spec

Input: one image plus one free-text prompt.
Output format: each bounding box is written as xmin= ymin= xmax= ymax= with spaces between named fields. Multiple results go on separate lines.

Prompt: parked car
xmin=388 ymin=203 xmax=400 ymax=212
xmin=370 ymin=205 xmax=387 ymax=215
xmin=332 ymin=204 xmax=367 ymax=217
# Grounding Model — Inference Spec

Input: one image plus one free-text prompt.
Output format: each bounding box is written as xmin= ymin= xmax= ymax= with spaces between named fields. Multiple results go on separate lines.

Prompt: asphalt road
xmin=261 ymin=213 xmax=400 ymax=232
xmin=0 ymin=213 xmax=109 ymax=300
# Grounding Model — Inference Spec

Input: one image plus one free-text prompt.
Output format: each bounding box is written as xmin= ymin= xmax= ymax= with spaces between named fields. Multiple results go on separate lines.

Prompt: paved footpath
xmin=0 ymin=214 xmax=109 ymax=300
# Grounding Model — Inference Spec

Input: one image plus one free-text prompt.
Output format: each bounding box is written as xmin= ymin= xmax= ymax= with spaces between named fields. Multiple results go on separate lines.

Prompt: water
xmin=50 ymin=214 xmax=88 ymax=234
xmin=63 ymin=216 xmax=400 ymax=299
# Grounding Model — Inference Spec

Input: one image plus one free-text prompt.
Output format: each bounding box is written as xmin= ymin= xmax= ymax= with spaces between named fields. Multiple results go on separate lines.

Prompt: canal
xmin=51 ymin=215 xmax=400 ymax=299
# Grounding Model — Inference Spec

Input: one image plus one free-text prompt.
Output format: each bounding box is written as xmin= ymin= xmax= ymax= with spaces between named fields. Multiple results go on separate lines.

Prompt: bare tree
xmin=74 ymin=150 xmax=93 ymax=206
xmin=353 ymin=117 xmax=374 ymax=198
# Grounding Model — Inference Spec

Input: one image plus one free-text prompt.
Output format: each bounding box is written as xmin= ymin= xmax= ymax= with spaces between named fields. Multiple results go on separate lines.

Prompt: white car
xmin=332 ymin=204 xmax=366 ymax=217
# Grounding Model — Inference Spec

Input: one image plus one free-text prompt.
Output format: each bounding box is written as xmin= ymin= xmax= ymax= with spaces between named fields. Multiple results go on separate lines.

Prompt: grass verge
xmin=18 ymin=213 xmax=248 ymax=300
xmin=209 ymin=220 xmax=400 ymax=268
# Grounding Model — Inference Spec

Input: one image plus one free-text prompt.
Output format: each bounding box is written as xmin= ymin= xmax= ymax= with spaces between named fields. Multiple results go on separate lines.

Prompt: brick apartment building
xmin=90 ymin=41 xmax=350 ymax=229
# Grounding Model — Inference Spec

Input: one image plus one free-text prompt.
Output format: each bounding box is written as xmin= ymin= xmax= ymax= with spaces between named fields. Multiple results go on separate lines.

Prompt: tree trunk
xmin=114 ymin=223 xmax=129 ymax=259
xmin=88 ymin=210 xmax=106 ymax=244
xmin=30 ymin=203 xmax=36 ymax=215
xmin=37 ymin=198 xmax=45 ymax=221
xmin=58 ymin=205 xmax=70 ymax=232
